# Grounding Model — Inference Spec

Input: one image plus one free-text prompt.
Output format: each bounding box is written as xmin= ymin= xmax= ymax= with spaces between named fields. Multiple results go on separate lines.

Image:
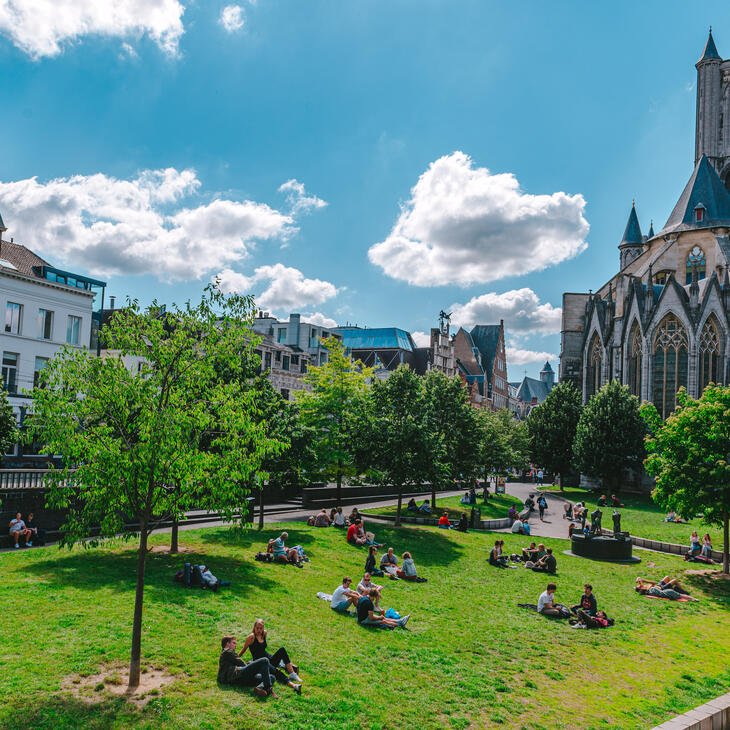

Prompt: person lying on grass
xmin=357 ymin=588 xmax=410 ymax=629
xmin=380 ymin=547 xmax=398 ymax=575
xmin=396 ymin=551 xmax=426 ymax=581
xmin=331 ymin=576 xmax=361 ymax=613
xmin=570 ymin=584 xmax=597 ymax=616
xmin=573 ymin=609 xmax=613 ymax=629
xmin=438 ymin=512 xmax=452 ymax=529
xmin=526 ymin=547 xmax=556 ymax=574
xmin=489 ymin=539 xmax=509 ymax=568
xmin=635 ymin=576 xmax=698 ymax=601
xmin=218 ymin=635 xmax=278 ymax=698
xmin=537 ymin=583 xmax=560 ymax=617
xmin=347 ymin=519 xmax=367 ymax=546
xmin=239 ymin=619 xmax=302 ymax=693
xmin=269 ymin=532 xmax=301 ymax=566
xmin=358 ymin=573 xmax=383 ymax=608
xmin=365 ymin=545 xmax=385 ymax=577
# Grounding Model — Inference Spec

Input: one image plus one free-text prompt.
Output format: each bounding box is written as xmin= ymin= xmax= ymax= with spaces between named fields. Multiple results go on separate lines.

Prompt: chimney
xmin=109 ymin=296 xmax=116 ymax=310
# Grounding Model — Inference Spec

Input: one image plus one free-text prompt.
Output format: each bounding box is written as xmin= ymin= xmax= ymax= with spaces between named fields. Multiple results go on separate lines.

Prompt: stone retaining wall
xmin=361 ymin=512 xmax=511 ymax=531
xmin=598 ymin=529 xmax=724 ymax=563
xmin=652 ymin=690 xmax=730 ymax=729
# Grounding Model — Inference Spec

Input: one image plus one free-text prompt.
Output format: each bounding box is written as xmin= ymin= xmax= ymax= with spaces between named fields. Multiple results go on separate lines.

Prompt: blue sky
xmin=0 ymin=0 xmax=729 ymax=379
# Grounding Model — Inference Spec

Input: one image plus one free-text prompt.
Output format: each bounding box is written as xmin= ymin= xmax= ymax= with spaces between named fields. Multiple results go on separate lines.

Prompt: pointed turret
xmin=539 ymin=361 xmax=554 ymax=391
xmin=699 ymin=28 xmax=721 ymax=64
xmin=647 ymin=220 xmax=655 ymax=238
xmin=619 ymin=203 xmax=644 ymax=269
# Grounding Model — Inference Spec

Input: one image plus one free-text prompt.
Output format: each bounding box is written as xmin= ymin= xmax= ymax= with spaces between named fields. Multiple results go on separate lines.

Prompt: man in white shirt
xmin=9 ymin=513 xmax=32 ymax=548
xmin=331 ymin=577 xmax=360 ymax=613
xmin=537 ymin=583 xmax=560 ymax=617
xmin=511 ymin=518 xmax=524 ymax=534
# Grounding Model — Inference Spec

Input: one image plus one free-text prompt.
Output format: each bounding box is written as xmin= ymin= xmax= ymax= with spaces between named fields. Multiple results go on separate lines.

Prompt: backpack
xmin=255 ymin=552 xmax=273 ymax=562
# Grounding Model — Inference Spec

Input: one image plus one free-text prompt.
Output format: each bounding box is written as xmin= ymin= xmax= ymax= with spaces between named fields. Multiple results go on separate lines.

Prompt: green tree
xmin=645 ymin=385 xmax=730 ymax=573
xmin=527 ymin=382 xmax=583 ymax=489
xmin=26 ymin=285 xmax=280 ymax=689
xmin=422 ymin=370 xmax=481 ymax=507
xmin=368 ymin=365 xmax=430 ymax=526
xmin=573 ymin=380 xmax=645 ymax=493
xmin=477 ymin=409 xmax=529 ymax=487
xmin=296 ymin=337 xmax=373 ymax=504
xmin=0 ymin=386 xmax=16 ymax=461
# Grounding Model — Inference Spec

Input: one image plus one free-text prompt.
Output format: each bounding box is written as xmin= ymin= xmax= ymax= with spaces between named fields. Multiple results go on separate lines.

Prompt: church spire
xmin=621 ymin=202 xmax=643 ymax=245
xmin=647 ymin=219 xmax=655 ymax=238
xmin=699 ymin=27 xmax=721 ymax=63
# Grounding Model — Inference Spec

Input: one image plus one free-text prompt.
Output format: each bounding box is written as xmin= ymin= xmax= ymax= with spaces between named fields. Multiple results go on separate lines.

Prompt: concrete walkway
xmin=493 ymin=482 xmax=573 ymax=540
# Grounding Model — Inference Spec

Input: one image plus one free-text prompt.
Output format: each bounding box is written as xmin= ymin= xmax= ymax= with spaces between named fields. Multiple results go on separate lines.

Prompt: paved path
xmin=493 ymin=482 xmax=573 ymax=540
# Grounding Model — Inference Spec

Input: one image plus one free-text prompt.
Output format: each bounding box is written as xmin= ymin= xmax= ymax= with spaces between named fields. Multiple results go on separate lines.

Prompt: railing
xmin=0 ymin=469 xmax=74 ymax=490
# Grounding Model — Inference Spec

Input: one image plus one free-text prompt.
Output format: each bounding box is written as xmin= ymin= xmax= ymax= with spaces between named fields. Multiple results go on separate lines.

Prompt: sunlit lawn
xmin=1 ymin=521 xmax=730 ymax=729
xmin=365 ymin=492 xmax=523 ymax=521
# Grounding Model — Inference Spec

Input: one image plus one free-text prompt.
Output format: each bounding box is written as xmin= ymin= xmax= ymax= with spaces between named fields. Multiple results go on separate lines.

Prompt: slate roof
xmin=647 ymin=220 xmax=655 ymax=238
xmin=0 ymin=239 xmax=49 ymax=278
xmin=660 ymin=155 xmax=730 ymax=235
xmin=516 ymin=376 xmax=550 ymax=404
xmin=540 ymin=361 xmax=553 ymax=374
xmin=469 ymin=324 xmax=501 ymax=380
xmin=699 ymin=29 xmax=721 ymax=63
xmin=620 ymin=204 xmax=643 ymax=245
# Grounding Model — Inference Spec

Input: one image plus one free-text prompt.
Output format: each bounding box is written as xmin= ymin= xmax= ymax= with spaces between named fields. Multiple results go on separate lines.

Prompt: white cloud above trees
xmin=368 ymin=151 xmax=589 ymax=286
xmin=219 ymin=5 xmax=245 ymax=33
xmin=506 ymin=346 xmax=556 ymax=367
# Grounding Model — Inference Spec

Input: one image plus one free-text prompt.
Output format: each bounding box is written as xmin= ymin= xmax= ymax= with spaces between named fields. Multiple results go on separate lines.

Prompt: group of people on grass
xmin=489 ymin=539 xmax=557 ymax=573
xmin=536 ymin=583 xmax=613 ymax=628
xmin=8 ymin=512 xmax=45 ymax=548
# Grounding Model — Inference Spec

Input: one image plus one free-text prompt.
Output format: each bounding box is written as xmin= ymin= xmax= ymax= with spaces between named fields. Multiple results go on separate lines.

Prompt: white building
xmin=0 ymin=236 xmax=105 ymax=462
xmin=253 ymin=311 xmax=341 ymax=366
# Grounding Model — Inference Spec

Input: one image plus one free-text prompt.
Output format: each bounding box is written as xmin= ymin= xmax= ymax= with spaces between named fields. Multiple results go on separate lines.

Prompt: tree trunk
xmin=336 ymin=463 xmax=342 ymax=506
xmin=722 ymin=510 xmax=730 ymax=575
xmin=558 ymin=473 xmax=564 ymax=492
xmin=395 ymin=485 xmax=403 ymax=527
xmin=431 ymin=481 xmax=436 ymax=518
xmin=258 ymin=486 xmax=265 ymax=530
xmin=170 ymin=517 xmax=179 ymax=554
xmin=128 ymin=523 xmax=149 ymax=689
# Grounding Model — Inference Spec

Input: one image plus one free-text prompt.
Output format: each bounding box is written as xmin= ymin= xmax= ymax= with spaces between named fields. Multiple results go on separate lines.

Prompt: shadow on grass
xmin=200 ymin=526 xmax=316 ymax=549
xmin=23 ymin=546 xmax=277 ymax=600
xmin=5 ymin=693 xmax=133 ymax=730
xmin=360 ymin=525 xmax=465 ymax=567
xmin=683 ymin=570 xmax=730 ymax=606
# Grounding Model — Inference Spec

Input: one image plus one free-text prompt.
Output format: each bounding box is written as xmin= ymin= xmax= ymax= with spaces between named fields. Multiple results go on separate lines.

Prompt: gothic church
xmin=560 ymin=30 xmax=730 ymax=418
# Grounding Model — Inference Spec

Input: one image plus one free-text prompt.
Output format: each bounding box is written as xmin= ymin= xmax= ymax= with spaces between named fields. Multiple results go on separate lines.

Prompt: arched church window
xmin=699 ymin=315 xmax=722 ymax=392
xmin=685 ymin=246 xmax=707 ymax=284
xmin=627 ymin=322 xmax=642 ymax=398
xmin=585 ymin=333 xmax=602 ymax=399
xmin=652 ymin=314 xmax=689 ymax=419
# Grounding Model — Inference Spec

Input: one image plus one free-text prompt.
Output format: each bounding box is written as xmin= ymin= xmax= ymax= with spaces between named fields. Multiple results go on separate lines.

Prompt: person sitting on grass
xmin=239 ymin=618 xmax=302 ymax=693
xmin=365 ymin=545 xmax=385 ymax=577
xmin=689 ymin=530 xmax=702 ymax=555
xmin=9 ymin=512 xmax=32 ymax=548
xmin=521 ymin=541 xmax=539 ymax=562
xmin=597 ymin=494 xmax=607 ymax=507
xmin=357 ymin=588 xmax=410 ymax=629
xmin=348 ymin=507 xmax=362 ymax=525
xmin=314 ymin=509 xmax=331 ymax=527
xmin=332 ymin=507 xmax=346 ymax=529
xmin=701 ymin=533 xmax=713 ymax=558
xmin=460 ymin=492 xmax=470 ymax=505
xmin=537 ymin=583 xmax=560 ymax=617
xmin=635 ymin=576 xmax=697 ymax=601
xmin=269 ymin=532 xmax=301 ymax=566
xmin=664 ymin=509 xmax=686 ymax=524
xmin=380 ymin=547 xmax=398 ymax=575
xmin=358 ymin=572 xmax=383 ymax=607
xmin=527 ymin=547 xmax=556 ymax=574
xmin=456 ymin=513 xmax=468 ymax=532
xmin=575 ymin=609 xmax=612 ymax=629
xmin=570 ymin=584 xmax=597 ymax=616
xmin=218 ymin=635 xmax=277 ymax=698
xmin=489 ymin=539 xmax=509 ymax=568
xmin=346 ymin=519 xmax=367 ymax=546
xmin=610 ymin=494 xmax=625 ymax=508
xmin=418 ymin=499 xmax=432 ymax=514
xmin=438 ymin=512 xmax=452 ymax=529
xmin=331 ymin=576 xmax=361 ymax=613
xmin=407 ymin=498 xmax=419 ymax=512
xmin=396 ymin=551 xmax=426 ymax=582
xmin=511 ymin=517 xmax=524 ymax=534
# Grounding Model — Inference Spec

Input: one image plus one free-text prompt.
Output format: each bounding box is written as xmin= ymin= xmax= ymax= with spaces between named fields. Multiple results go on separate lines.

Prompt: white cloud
xmin=411 ymin=330 xmax=430 ymax=347
xmin=0 ymin=168 xmax=306 ymax=280
xmin=303 ymin=312 xmax=338 ymax=329
xmin=278 ymin=179 xmax=327 ymax=215
xmin=368 ymin=151 xmax=589 ymax=286
xmin=0 ymin=0 xmax=185 ymax=59
xmin=217 ymin=263 xmax=338 ymax=310
xmin=450 ymin=288 xmax=561 ymax=334
xmin=219 ymin=5 xmax=245 ymax=33
xmin=506 ymin=347 xmax=556 ymax=367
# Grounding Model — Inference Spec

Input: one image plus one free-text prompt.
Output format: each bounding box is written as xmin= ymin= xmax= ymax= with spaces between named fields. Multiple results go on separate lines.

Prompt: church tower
xmin=618 ymin=203 xmax=643 ymax=269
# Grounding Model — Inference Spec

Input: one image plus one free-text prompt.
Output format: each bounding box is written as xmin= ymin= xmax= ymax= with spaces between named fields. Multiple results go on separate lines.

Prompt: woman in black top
xmin=365 ymin=545 xmax=384 ymax=577
xmin=240 ymin=619 xmax=302 ymax=692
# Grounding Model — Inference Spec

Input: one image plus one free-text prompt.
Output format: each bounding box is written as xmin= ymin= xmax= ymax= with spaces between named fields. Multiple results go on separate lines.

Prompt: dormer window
xmin=694 ymin=204 xmax=706 ymax=222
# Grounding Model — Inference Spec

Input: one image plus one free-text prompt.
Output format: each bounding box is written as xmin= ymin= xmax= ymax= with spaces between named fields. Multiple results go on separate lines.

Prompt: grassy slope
xmin=1 ymin=523 xmax=730 ymax=730
xmin=365 ymin=493 xmax=523 ymax=521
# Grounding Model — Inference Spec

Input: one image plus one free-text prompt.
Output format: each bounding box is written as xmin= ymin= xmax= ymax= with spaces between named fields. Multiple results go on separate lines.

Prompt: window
xmin=38 ymin=309 xmax=54 ymax=340
xmin=699 ymin=315 xmax=722 ymax=393
xmin=652 ymin=314 xmax=689 ymax=419
xmin=585 ymin=334 xmax=602 ymax=399
xmin=2 ymin=352 xmax=18 ymax=393
xmin=33 ymin=357 xmax=49 ymax=388
xmin=686 ymin=245 xmax=706 ymax=284
xmin=5 ymin=302 xmax=22 ymax=334
xmin=301 ymin=360 xmax=307 ymax=374
xmin=695 ymin=206 xmax=705 ymax=222
xmin=282 ymin=355 xmax=290 ymax=371
xmin=277 ymin=328 xmax=287 ymax=344
xmin=291 ymin=355 xmax=299 ymax=366
xmin=654 ymin=271 xmax=668 ymax=285
xmin=280 ymin=388 xmax=290 ymax=401
xmin=627 ymin=322 xmax=642 ymax=398
xmin=264 ymin=351 xmax=272 ymax=370
xmin=67 ymin=315 xmax=82 ymax=345
xmin=275 ymin=351 xmax=281 ymax=363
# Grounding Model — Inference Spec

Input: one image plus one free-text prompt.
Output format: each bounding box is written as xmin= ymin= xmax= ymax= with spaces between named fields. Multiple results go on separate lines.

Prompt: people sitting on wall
xmin=689 ymin=530 xmax=702 ymax=555
xmin=330 ymin=576 xmax=361 ymax=613
xmin=508 ymin=504 xmax=519 ymax=523
xmin=526 ymin=547 xmax=556 ymax=574
xmin=524 ymin=495 xmax=535 ymax=513
xmin=438 ymin=512 xmax=452 ymax=529
xmin=357 ymin=588 xmax=410 ymax=629
xmin=25 ymin=513 xmax=46 ymax=546
xmin=511 ymin=517 xmax=524 ymax=535
xmin=701 ymin=533 xmax=713 ymax=558
xmin=570 ymin=584 xmax=598 ymax=616
xmin=418 ymin=499 xmax=431 ymax=514
xmin=9 ymin=512 xmax=32 ymax=548
xmin=332 ymin=507 xmax=346 ymax=529
xmin=346 ymin=519 xmax=367 ymax=546
xmin=563 ymin=502 xmax=573 ymax=521
xmin=407 ymin=498 xmax=419 ymax=512
xmin=522 ymin=518 xmax=532 ymax=536
xmin=488 ymin=539 xmax=509 ymax=568
xmin=314 ymin=509 xmax=331 ymax=527
xmin=218 ymin=635 xmax=277 ymax=698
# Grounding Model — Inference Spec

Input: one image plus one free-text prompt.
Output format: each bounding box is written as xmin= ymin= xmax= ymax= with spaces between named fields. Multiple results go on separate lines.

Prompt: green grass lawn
xmin=547 ymin=488 xmax=713 ymax=546
xmin=2 ymin=522 xmax=730 ymax=729
xmin=365 ymin=492 xmax=523 ymax=521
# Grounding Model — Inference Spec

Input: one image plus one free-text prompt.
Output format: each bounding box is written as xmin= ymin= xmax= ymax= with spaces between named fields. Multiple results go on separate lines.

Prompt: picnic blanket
xmin=644 ymin=594 xmax=694 ymax=602
xmin=316 ymin=591 xmax=333 ymax=602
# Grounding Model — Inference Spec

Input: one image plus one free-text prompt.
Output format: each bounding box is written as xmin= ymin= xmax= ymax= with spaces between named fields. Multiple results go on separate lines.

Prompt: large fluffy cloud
xmin=449 ymin=288 xmax=561 ymax=334
xmin=217 ymin=263 xmax=338 ymax=310
xmin=0 ymin=168 xmax=320 ymax=280
xmin=368 ymin=151 xmax=589 ymax=286
xmin=506 ymin=347 xmax=557 ymax=367
xmin=0 ymin=0 xmax=185 ymax=58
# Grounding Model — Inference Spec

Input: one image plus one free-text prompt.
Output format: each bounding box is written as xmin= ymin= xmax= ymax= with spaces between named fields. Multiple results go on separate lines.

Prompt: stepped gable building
xmin=453 ymin=321 xmax=508 ymax=411
xmin=560 ymin=30 xmax=730 ymax=419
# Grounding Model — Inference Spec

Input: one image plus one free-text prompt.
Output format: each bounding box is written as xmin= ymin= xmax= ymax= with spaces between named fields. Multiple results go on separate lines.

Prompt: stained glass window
xmin=652 ymin=315 xmax=688 ymax=419
xmin=699 ymin=315 xmax=722 ymax=392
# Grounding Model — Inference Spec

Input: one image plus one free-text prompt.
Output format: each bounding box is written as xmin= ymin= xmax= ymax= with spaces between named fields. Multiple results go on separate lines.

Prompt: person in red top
xmin=347 ymin=519 xmax=366 ymax=546
xmin=438 ymin=512 xmax=452 ymax=529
